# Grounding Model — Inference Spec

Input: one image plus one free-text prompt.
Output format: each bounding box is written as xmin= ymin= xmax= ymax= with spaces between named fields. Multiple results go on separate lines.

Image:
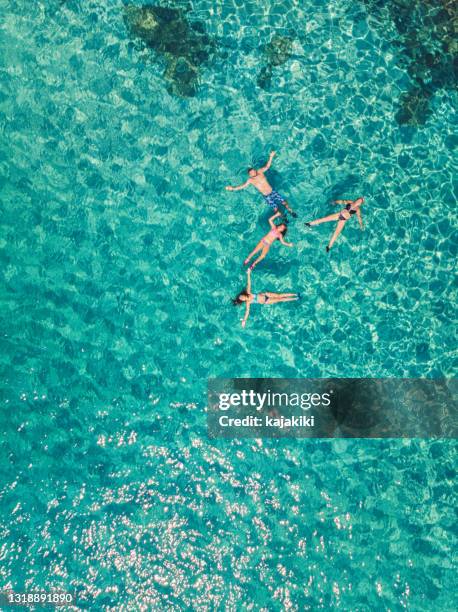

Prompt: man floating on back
xmin=225 ymin=151 xmax=297 ymax=218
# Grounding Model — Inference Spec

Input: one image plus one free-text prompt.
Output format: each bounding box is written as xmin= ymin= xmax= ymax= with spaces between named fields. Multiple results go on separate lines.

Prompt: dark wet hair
xmin=278 ymin=224 xmax=288 ymax=237
xmin=232 ymin=289 xmax=248 ymax=305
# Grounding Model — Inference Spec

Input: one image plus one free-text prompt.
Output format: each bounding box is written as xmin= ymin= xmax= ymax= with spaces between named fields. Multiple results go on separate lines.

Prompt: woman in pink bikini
xmin=244 ymin=211 xmax=293 ymax=270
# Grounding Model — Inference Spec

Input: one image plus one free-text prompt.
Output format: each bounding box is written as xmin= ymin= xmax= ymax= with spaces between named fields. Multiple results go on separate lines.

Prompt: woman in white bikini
xmin=233 ymin=269 xmax=301 ymax=328
xmin=306 ymin=197 xmax=365 ymax=251
xmin=243 ymin=211 xmax=293 ymax=270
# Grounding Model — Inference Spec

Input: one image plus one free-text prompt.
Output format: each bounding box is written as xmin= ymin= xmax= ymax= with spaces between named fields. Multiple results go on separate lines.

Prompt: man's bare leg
xmin=282 ymin=200 xmax=297 ymax=218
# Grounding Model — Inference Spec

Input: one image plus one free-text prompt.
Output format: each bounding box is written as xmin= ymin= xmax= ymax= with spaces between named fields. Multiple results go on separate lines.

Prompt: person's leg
xmin=264 ymin=194 xmax=279 ymax=215
xmin=327 ymin=220 xmax=346 ymax=251
xmin=250 ymin=246 xmax=269 ymax=270
xmin=308 ymin=213 xmax=340 ymax=226
xmin=270 ymin=295 xmax=300 ymax=303
xmin=244 ymin=242 xmax=263 ymax=265
xmin=264 ymin=292 xmax=297 ymax=298
xmin=282 ymin=199 xmax=296 ymax=216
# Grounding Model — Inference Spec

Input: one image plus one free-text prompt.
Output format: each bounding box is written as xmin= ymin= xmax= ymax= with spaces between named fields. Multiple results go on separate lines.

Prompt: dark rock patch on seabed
xmin=360 ymin=0 xmax=457 ymax=126
xmin=123 ymin=4 xmax=216 ymax=98
xmin=257 ymin=35 xmax=294 ymax=90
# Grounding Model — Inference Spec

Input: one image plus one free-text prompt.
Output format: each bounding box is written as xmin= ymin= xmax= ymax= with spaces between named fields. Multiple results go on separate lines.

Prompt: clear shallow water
xmin=0 ymin=0 xmax=457 ymax=608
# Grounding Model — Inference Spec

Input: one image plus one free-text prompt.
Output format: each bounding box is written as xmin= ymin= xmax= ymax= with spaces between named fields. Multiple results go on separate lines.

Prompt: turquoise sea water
xmin=1 ymin=0 xmax=457 ymax=609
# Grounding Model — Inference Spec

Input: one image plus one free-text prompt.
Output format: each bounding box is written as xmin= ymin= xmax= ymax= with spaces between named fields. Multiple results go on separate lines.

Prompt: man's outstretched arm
xmin=225 ymin=179 xmax=251 ymax=191
xmin=259 ymin=150 xmax=276 ymax=172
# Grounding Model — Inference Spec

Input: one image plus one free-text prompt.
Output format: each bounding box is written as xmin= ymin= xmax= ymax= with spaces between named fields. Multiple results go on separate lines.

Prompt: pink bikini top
xmin=266 ymin=227 xmax=282 ymax=242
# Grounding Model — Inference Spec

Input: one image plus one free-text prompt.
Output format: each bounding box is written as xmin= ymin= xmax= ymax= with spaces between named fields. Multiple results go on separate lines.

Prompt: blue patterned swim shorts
xmin=263 ymin=190 xmax=286 ymax=210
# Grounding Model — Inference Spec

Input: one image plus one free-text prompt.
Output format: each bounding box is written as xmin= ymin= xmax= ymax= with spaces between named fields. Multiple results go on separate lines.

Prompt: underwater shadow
xmin=257 ymin=35 xmax=294 ymax=90
xmin=123 ymin=4 xmax=217 ymax=98
xmin=359 ymin=0 xmax=457 ymax=126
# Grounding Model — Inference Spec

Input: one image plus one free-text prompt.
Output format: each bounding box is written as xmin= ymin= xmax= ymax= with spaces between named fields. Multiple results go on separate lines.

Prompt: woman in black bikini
xmin=233 ymin=269 xmax=301 ymax=328
xmin=306 ymin=197 xmax=364 ymax=252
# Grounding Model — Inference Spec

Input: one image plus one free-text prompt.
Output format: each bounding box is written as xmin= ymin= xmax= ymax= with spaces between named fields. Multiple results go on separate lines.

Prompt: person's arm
xmin=279 ymin=236 xmax=294 ymax=247
xmin=241 ymin=302 xmax=251 ymax=328
xmin=226 ymin=179 xmax=251 ymax=192
xmin=259 ymin=150 xmax=276 ymax=172
xmin=246 ymin=268 xmax=252 ymax=293
xmin=268 ymin=211 xmax=282 ymax=228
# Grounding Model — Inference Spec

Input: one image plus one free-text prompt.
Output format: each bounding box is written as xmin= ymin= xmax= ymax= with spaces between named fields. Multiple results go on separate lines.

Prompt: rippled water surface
xmin=1 ymin=0 xmax=457 ymax=608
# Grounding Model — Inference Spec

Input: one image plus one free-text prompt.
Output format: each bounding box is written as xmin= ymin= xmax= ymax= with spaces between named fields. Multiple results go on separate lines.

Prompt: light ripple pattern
xmin=0 ymin=0 xmax=456 ymax=609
